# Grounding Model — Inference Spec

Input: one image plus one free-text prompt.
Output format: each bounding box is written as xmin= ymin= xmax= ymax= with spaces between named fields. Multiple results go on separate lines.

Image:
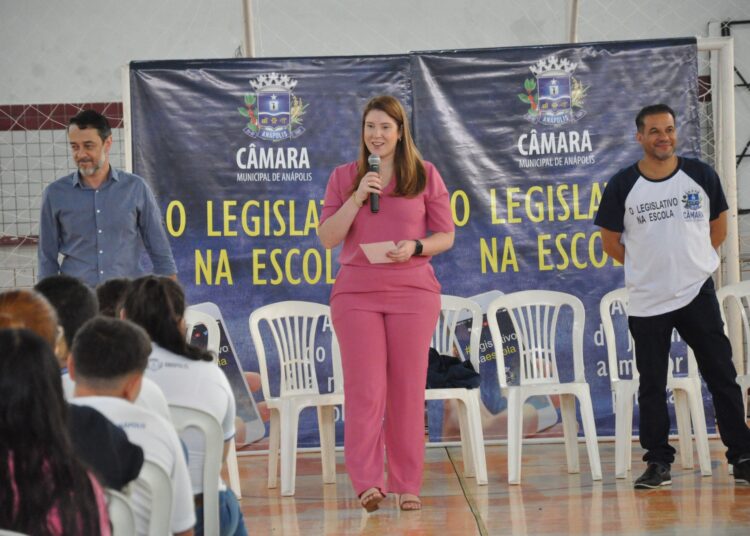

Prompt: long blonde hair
xmin=354 ymin=95 xmax=426 ymax=197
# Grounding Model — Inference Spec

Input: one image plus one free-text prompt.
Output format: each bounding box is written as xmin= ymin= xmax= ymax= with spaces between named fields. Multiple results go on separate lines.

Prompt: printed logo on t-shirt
xmin=120 ymin=422 xmax=146 ymax=430
xmin=148 ymin=358 xmax=189 ymax=371
xmin=681 ymin=189 xmax=705 ymax=221
xmin=629 ymin=196 xmax=678 ymax=225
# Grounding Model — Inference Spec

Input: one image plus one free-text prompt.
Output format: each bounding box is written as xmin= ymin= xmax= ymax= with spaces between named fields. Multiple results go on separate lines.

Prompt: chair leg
xmin=577 ymin=389 xmax=602 ymax=481
xmin=466 ymin=392 xmax=488 ymax=485
xmin=226 ymin=438 xmax=242 ymax=498
xmin=625 ymin=391 xmax=634 ymax=475
xmin=267 ymin=409 xmax=280 ymax=489
xmin=454 ymin=398 xmax=475 ymax=478
xmin=673 ymin=389 xmax=694 ymax=469
xmin=560 ymin=393 xmax=580 ymax=474
xmin=739 ymin=376 xmax=749 ymax=421
xmin=507 ymin=388 xmax=524 ymax=485
xmin=686 ymin=382 xmax=712 ymax=476
xmin=317 ymin=405 xmax=337 ymax=484
xmin=279 ymin=400 xmax=301 ymax=496
xmin=614 ymin=389 xmax=634 ymax=478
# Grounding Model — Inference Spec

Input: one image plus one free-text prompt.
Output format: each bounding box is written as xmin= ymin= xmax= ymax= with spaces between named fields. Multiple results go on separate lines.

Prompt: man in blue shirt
xmin=38 ymin=110 xmax=177 ymax=286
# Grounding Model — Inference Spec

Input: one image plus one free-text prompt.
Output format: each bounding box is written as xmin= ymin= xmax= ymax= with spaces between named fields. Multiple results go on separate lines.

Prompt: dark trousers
xmin=628 ymin=278 xmax=750 ymax=466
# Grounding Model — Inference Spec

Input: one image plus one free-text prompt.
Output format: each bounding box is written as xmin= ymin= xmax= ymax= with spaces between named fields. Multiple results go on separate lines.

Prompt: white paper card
xmin=360 ymin=241 xmax=397 ymax=264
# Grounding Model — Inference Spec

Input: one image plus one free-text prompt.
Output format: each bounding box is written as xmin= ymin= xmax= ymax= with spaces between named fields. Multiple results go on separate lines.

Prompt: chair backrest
xmin=600 ymin=287 xmax=639 ymax=383
xmin=249 ymin=301 xmax=342 ymax=400
xmin=131 ymin=460 xmax=172 ymax=536
xmin=432 ymin=294 xmax=482 ymax=372
xmin=716 ymin=280 xmax=750 ymax=375
xmin=106 ymin=488 xmax=136 ymax=536
xmin=184 ymin=307 xmax=221 ymax=363
xmin=487 ymin=290 xmax=585 ymax=386
xmin=169 ymin=404 xmax=223 ymax=536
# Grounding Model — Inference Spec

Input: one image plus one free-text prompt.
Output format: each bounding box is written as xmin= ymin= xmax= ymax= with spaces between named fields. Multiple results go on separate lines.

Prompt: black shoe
xmin=734 ymin=459 xmax=750 ymax=485
xmin=634 ymin=463 xmax=672 ymax=489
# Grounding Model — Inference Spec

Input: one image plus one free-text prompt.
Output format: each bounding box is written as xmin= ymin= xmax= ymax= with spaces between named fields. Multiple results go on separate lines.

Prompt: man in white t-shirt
xmin=69 ymin=316 xmax=195 ymax=535
xmin=596 ymin=103 xmax=750 ymax=489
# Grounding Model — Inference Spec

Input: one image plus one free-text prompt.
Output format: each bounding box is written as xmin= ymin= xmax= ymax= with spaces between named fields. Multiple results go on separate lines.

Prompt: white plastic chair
xmin=600 ymin=288 xmax=712 ymax=478
xmin=486 ymin=290 xmax=602 ymax=484
xmin=184 ymin=306 xmax=243 ymax=500
xmin=132 ymin=460 xmax=172 ymax=536
xmin=169 ymin=405 xmax=223 ymax=536
xmin=106 ymin=489 xmax=136 ymax=536
xmin=426 ymin=294 xmax=488 ymax=485
xmin=716 ymin=280 xmax=750 ymax=417
xmin=249 ymin=301 xmax=344 ymax=496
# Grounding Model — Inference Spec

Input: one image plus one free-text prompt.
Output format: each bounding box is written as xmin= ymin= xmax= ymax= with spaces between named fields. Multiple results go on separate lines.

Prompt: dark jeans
xmin=628 ymin=278 xmax=750 ymax=466
xmin=195 ymin=489 xmax=248 ymax=536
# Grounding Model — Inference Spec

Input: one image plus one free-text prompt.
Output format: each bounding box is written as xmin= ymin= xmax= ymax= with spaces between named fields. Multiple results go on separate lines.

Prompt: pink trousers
xmin=331 ymin=289 xmax=440 ymax=497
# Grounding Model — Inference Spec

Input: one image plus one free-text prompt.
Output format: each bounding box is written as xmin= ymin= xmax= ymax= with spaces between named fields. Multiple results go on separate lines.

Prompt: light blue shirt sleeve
xmin=37 ymin=187 xmax=61 ymax=279
xmin=138 ymin=181 xmax=177 ymax=277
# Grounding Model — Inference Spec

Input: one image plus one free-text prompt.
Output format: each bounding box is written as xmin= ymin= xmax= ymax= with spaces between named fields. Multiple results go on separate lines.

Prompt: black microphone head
xmin=368 ymin=153 xmax=381 ymax=172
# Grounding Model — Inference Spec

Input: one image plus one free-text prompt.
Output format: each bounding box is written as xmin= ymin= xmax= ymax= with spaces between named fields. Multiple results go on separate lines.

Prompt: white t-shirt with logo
xmin=145 ymin=343 xmax=236 ymax=493
xmin=62 ymin=372 xmax=171 ymax=422
xmin=595 ymin=157 xmax=727 ymax=317
xmin=71 ymin=396 xmax=195 ymax=536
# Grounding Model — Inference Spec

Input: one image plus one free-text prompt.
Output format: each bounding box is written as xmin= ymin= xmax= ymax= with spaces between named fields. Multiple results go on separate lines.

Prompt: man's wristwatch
xmin=413 ymin=239 xmax=423 ymax=256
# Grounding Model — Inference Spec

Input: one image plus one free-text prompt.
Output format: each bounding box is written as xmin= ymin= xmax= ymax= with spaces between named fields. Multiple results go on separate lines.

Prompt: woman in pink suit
xmin=318 ymin=95 xmax=455 ymax=512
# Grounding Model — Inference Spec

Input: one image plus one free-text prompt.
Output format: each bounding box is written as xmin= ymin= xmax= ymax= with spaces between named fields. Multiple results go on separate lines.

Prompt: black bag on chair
xmin=426 ymin=348 xmax=480 ymax=389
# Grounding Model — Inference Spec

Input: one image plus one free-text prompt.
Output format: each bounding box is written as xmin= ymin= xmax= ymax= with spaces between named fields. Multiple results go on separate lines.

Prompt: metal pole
xmin=121 ymin=65 xmax=133 ymax=173
xmin=699 ymin=37 xmax=742 ymax=372
xmin=568 ymin=0 xmax=579 ymax=43
xmin=719 ymin=37 xmax=742 ymax=373
xmin=242 ymin=0 xmax=255 ymax=58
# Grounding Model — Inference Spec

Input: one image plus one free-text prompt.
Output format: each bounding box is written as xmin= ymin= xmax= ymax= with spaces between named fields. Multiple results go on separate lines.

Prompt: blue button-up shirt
xmin=38 ymin=167 xmax=177 ymax=286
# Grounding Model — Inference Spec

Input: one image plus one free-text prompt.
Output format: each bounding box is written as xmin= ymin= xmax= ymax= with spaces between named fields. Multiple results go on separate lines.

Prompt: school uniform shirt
xmin=71 ymin=396 xmax=195 ymax=536
xmin=62 ymin=371 xmax=172 ymax=422
xmin=595 ymin=157 xmax=727 ymax=317
xmin=144 ymin=343 xmax=236 ymax=493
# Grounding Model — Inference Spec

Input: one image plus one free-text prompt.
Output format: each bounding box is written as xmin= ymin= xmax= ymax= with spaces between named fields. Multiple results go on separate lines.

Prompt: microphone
xmin=368 ymin=153 xmax=380 ymax=213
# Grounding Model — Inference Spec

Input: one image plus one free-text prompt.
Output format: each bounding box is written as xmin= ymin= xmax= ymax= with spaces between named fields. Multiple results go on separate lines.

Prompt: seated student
xmin=0 ymin=289 xmax=143 ymax=491
xmin=123 ymin=276 xmax=247 ymax=536
xmin=36 ymin=275 xmax=172 ymax=422
xmin=96 ymin=277 xmax=132 ymax=318
xmin=35 ymin=275 xmax=99 ymax=367
xmin=0 ymin=328 xmax=111 ymax=535
xmin=70 ymin=316 xmax=196 ymax=536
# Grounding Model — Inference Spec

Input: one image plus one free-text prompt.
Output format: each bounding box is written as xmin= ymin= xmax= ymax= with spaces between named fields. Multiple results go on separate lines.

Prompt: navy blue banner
xmin=130 ymin=39 xmax=707 ymax=449
xmin=411 ymin=39 xmax=707 ymax=440
xmin=130 ymin=55 xmax=412 ymax=449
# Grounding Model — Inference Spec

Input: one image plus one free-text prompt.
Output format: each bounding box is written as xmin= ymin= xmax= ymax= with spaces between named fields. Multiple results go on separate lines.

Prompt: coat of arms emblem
xmin=239 ymin=72 xmax=308 ymax=141
xmin=519 ymin=55 xmax=587 ymax=126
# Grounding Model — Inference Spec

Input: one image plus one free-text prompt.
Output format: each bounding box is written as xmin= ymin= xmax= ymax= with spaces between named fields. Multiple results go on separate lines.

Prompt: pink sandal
xmin=399 ymin=493 xmax=422 ymax=511
xmin=360 ymin=488 xmax=385 ymax=512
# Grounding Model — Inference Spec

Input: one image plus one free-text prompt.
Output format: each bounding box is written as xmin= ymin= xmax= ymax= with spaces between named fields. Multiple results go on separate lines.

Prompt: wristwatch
xmin=413 ymin=239 xmax=423 ymax=256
